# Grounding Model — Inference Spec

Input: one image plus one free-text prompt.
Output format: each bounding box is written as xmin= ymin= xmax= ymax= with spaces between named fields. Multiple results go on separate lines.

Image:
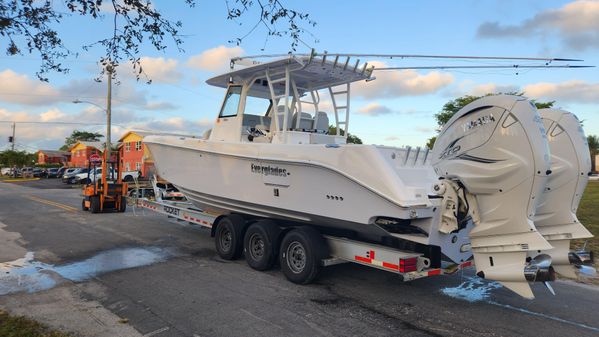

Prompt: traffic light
xmin=8 ymin=136 xmax=13 ymax=143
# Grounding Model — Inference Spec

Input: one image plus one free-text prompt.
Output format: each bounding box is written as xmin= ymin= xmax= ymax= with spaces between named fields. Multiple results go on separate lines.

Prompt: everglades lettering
xmin=251 ymin=163 xmax=289 ymax=177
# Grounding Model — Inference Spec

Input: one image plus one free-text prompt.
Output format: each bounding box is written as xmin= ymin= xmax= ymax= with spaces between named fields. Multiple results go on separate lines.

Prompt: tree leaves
xmin=226 ymin=0 xmax=316 ymax=51
xmin=59 ymin=129 xmax=103 ymax=151
xmin=0 ymin=0 xmax=316 ymax=82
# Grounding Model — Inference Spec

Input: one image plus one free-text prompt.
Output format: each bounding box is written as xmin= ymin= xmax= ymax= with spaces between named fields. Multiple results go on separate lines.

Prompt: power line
xmin=0 ymin=121 xmax=124 ymax=127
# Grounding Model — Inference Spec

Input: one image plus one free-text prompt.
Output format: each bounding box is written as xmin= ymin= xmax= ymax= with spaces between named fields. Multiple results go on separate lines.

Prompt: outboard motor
xmin=534 ymin=109 xmax=594 ymax=278
xmin=432 ymin=95 xmax=553 ymax=299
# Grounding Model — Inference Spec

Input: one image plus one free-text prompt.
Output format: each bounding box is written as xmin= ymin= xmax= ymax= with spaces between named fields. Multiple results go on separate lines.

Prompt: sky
xmin=0 ymin=0 xmax=598 ymax=151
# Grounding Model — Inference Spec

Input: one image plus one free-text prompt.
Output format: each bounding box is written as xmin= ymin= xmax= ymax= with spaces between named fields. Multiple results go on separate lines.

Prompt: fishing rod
xmin=231 ymin=50 xmax=585 ymax=63
xmin=374 ymin=65 xmax=594 ymax=71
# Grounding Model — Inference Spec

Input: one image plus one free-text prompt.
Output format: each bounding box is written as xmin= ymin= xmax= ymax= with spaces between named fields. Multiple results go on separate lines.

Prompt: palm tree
xmin=588 ymin=135 xmax=599 ymax=173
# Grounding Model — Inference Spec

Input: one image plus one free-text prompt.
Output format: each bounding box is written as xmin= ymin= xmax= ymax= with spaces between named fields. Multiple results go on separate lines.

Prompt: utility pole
xmin=11 ymin=122 xmax=15 ymax=151
xmin=105 ymin=64 xmax=113 ymax=161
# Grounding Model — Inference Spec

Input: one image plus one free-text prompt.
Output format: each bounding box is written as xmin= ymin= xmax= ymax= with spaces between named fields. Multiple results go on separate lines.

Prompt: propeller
xmin=524 ymin=254 xmax=557 ymax=295
xmin=569 ymin=242 xmax=596 ymax=278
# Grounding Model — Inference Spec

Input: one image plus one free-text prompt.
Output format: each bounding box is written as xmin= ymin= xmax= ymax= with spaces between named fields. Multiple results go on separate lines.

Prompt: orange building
xmin=69 ymin=141 xmax=103 ymax=168
xmin=37 ymin=150 xmax=70 ymax=165
xmin=118 ymin=131 xmax=155 ymax=178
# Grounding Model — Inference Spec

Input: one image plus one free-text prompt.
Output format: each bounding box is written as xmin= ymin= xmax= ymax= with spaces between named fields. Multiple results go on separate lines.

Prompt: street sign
xmin=89 ymin=153 xmax=102 ymax=164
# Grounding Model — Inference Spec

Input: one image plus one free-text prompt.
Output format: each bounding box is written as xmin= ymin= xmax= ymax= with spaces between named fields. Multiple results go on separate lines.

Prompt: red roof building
xmin=118 ymin=131 xmax=155 ymax=178
xmin=37 ymin=150 xmax=71 ymax=165
xmin=69 ymin=141 xmax=103 ymax=168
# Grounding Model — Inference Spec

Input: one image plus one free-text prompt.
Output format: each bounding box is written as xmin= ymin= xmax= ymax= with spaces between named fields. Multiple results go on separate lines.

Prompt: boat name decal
xmin=251 ymin=163 xmax=289 ymax=177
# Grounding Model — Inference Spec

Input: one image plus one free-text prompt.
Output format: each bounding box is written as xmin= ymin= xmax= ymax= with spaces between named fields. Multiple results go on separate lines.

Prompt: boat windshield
xmin=245 ymin=95 xmax=272 ymax=117
xmin=219 ymin=86 xmax=242 ymax=118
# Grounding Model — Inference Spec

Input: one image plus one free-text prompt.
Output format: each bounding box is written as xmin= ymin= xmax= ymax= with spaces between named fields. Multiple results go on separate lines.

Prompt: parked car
xmin=63 ymin=168 xmax=86 ymax=183
xmin=122 ymin=170 xmax=140 ymax=182
xmin=1 ymin=167 xmax=11 ymax=176
xmin=155 ymin=182 xmax=186 ymax=201
xmin=74 ymin=168 xmax=139 ymax=184
xmin=32 ymin=168 xmax=45 ymax=177
xmin=46 ymin=168 xmax=60 ymax=178
xmin=73 ymin=167 xmax=114 ymax=184
xmin=20 ymin=167 xmax=34 ymax=178
xmin=56 ymin=167 xmax=67 ymax=177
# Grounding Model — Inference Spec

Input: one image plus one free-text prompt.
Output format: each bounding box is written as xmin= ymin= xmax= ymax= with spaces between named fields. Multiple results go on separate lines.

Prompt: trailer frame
xmin=133 ymin=196 xmax=474 ymax=282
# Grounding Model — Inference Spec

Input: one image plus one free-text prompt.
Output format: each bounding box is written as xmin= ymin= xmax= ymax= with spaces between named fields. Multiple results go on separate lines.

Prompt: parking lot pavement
xmin=0 ymin=177 xmax=76 ymax=189
xmin=0 ymin=180 xmax=599 ymax=337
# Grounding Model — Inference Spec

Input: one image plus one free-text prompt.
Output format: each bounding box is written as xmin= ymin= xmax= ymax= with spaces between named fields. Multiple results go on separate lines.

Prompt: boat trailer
xmin=131 ymin=188 xmax=474 ymax=283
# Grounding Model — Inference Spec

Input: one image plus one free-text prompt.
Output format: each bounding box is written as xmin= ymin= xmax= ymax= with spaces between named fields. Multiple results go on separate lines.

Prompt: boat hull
xmin=144 ymin=136 xmax=473 ymax=266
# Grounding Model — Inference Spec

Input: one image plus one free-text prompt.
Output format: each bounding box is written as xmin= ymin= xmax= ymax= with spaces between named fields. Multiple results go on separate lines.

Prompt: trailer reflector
xmin=427 ymin=269 xmax=441 ymax=276
xmin=399 ymin=257 xmax=418 ymax=273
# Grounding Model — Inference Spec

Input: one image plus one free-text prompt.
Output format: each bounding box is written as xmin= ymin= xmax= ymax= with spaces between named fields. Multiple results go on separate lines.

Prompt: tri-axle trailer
xmin=131 ymin=191 xmax=474 ymax=284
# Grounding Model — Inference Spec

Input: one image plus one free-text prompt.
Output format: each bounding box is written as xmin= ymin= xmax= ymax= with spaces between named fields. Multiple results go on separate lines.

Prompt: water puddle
xmin=441 ymin=277 xmax=599 ymax=332
xmin=0 ymin=247 xmax=176 ymax=296
xmin=441 ymin=276 xmax=502 ymax=302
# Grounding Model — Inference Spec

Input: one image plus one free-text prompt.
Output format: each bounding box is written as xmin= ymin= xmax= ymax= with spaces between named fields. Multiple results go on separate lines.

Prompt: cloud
xmin=415 ymin=127 xmax=435 ymax=134
xmin=354 ymin=62 xmax=454 ymax=99
xmin=358 ymin=103 xmax=393 ymax=116
xmin=449 ymin=81 xmax=520 ymax=97
xmin=144 ymin=101 xmax=179 ymax=110
xmin=477 ymin=0 xmax=599 ymax=50
xmin=134 ymin=57 xmax=183 ymax=84
xmin=186 ymin=46 xmax=244 ymax=72
xmin=0 ymin=108 xmax=82 ymax=150
xmin=130 ymin=117 xmax=210 ymax=135
xmin=0 ymin=68 xmax=180 ymax=115
xmin=524 ymin=80 xmax=599 ymax=103
xmin=40 ymin=108 xmax=68 ymax=122
xmin=0 ymin=70 xmax=60 ymax=105
xmin=0 ymin=105 xmax=208 ymax=151
xmin=384 ymin=136 xmax=400 ymax=141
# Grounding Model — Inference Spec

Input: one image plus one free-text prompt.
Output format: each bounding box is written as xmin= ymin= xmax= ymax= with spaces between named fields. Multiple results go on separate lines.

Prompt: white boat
xmin=144 ymin=54 xmax=594 ymax=298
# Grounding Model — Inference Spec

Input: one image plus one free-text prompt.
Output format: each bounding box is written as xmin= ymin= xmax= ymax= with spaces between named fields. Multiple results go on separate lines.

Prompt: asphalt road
xmin=0 ymin=179 xmax=598 ymax=337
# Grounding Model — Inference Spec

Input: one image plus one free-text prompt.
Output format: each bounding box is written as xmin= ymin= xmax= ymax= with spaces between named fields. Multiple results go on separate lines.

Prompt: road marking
xmin=489 ymin=301 xmax=599 ymax=333
xmin=143 ymin=326 xmax=170 ymax=336
xmin=2 ymin=178 xmax=41 ymax=182
xmin=240 ymin=308 xmax=284 ymax=330
xmin=27 ymin=196 xmax=78 ymax=212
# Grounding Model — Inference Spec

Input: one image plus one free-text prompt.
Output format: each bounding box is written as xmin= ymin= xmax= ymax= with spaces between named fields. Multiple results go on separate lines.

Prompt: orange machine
xmin=81 ymin=151 xmax=127 ymax=213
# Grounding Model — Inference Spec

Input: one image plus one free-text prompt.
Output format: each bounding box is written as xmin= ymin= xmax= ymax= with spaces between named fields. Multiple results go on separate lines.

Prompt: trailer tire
xmin=244 ymin=220 xmax=280 ymax=271
xmin=90 ymin=196 xmax=101 ymax=213
xmin=214 ymin=215 xmax=245 ymax=260
xmin=280 ymin=227 xmax=327 ymax=284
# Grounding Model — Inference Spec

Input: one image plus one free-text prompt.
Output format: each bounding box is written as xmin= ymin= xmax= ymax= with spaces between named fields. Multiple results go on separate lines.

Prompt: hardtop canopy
xmin=206 ymin=55 xmax=374 ymax=98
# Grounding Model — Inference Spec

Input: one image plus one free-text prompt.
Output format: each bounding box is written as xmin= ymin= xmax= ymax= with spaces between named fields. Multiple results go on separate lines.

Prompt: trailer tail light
xmin=399 ymin=257 xmax=418 ymax=273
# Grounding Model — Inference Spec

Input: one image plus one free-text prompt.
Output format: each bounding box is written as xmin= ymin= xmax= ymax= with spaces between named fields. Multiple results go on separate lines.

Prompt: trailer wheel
xmin=214 ymin=215 xmax=245 ymax=260
xmin=81 ymin=199 xmax=88 ymax=211
xmin=90 ymin=196 xmax=101 ymax=214
xmin=244 ymin=220 xmax=280 ymax=271
xmin=280 ymin=227 xmax=327 ymax=284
